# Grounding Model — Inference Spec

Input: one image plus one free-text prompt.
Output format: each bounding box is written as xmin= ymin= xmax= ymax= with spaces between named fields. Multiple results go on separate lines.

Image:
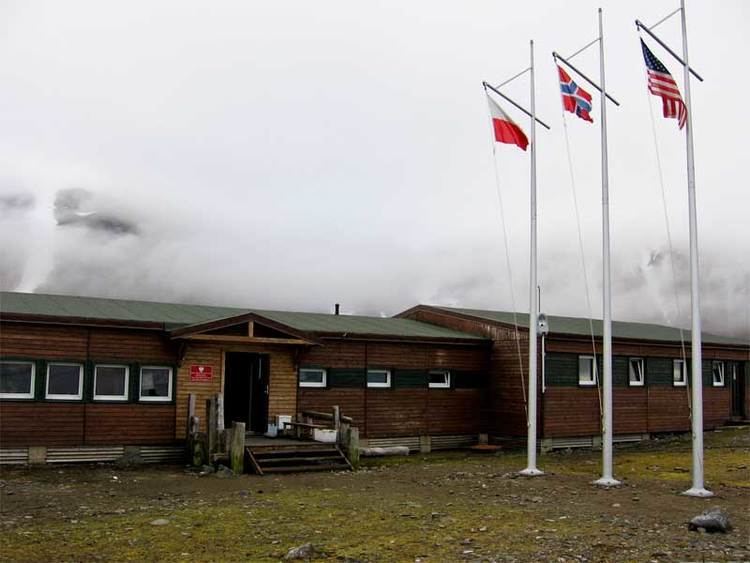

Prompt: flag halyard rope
xmin=484 ymin=115 xmax=529 ymax=418
xmin=561 ymin=109 xmax=604 ymax=422
xmin=643 ymin=72 xmax=692 ymax=420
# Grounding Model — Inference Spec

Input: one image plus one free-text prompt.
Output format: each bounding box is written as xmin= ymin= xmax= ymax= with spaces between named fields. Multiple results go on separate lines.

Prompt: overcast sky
xmin=0 ymin=1 xmax=748 ymax=339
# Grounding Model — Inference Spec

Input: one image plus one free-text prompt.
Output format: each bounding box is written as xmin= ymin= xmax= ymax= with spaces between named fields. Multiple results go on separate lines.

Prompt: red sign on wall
xmin=190 ymin=365 xmax=213 ymax=382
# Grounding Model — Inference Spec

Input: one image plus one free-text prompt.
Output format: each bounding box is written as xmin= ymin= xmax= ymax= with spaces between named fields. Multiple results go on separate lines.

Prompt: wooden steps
xmin=246 ymin=444 xmax=352 ymax=475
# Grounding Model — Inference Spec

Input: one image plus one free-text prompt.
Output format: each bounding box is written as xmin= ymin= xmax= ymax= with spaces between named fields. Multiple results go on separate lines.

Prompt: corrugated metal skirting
xmin=0 ymin=449 xmax=29 ymax=465
xmin=140 ymin=446 xmax=184 ymax=464
xmin=46 ymin=446 xmax=125 ymax=463
xmin=364 ymin=437 xmax=421 ymax=451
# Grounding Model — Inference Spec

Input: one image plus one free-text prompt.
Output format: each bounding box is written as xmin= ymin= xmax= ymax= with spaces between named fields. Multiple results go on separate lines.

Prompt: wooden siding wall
xmin=0 ymin=322 xmax=178 ymax=447
xmin=542 ymin=343 xmax=746 ymax=438
xmin=297 ymin=340 xmax=488 ymax=438
xmin=401 ymin=309 xmax=749 ymax=439
xmin=400 ymin=309 xmax=536 ymax=437
xmin=174 ymin=342 xmax=298 ymax=439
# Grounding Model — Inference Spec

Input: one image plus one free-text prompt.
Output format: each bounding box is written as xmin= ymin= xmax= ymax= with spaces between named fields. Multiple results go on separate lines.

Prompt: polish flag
xmin=487 ymin=94 xmax=528 ymax=151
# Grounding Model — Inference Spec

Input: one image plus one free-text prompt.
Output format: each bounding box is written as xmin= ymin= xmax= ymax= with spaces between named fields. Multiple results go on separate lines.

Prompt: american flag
xmin=640 ymin=39 xmax=687 ymax=130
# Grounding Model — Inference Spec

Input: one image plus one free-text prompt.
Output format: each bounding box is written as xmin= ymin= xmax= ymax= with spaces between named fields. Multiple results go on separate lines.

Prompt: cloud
xmin=54 ymin=188 xmax=139 ymax=236
xmin=0 ymin=193 xmax=35 ymax=215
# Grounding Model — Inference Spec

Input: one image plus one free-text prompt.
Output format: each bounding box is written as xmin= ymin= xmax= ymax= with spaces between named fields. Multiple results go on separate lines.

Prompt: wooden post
xmin=190 ymin=432 xmax=208 ymax=467
xmin=190 ymin=415 xmax=200 ymax=436
xmin=347 ymin=426 xmax=360 ymax=469
xmin=216 ymin=393 xmax=226 ymax=453
xmin=186 ymin=394 xmax=196 ymax=438
xmin=230 ymin=421 xmax=246 ymax=474
xmin=332 ymin=405 xmax=341 ymax=433
xmin=338 ymin=421 xmax=350 ymax=448
xmin=207 ymin=397 xmax=217 ymax=455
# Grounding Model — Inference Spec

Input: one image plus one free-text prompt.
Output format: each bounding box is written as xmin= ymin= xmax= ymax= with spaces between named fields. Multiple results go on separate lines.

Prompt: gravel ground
xmin=0 ymin=427 xmax=748 ymax=562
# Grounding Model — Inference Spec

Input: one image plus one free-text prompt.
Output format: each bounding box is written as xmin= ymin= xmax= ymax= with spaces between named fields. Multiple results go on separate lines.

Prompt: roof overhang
xmin=398 ymin=305 xmax=750 ymax=351
xmin=0 ymin=312 xmax=167 ymax=331
xmin=317 ymin=332 xmax=490 ymax=346
xmin=169 ymin=311 xmax=320 ymax=346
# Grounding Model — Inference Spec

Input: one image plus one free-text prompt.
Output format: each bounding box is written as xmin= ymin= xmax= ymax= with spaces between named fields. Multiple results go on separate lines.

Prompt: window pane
xmin=712 ymin=362 xmax=723 ymax=384
xmin=673 ymin=361 xmax=685 ymax=383
xmin=578 ymin=358 xmax=594 ymax=383
xmin=429 ymin=371 xmax=449 ymax=386
xmin=95 ymin=366 xmax=127 ymax=396
xmin=48 ymin=365 xmax=81 ymax=395
xmin=367 ymin=371 xmax=388 ymax=384
xmin=0 ymin=363 xmax=33 ymax=394
xmin=141 ymin=367 xmax=171 ymax=398
xmin=300 ymin=370 xmax=324 ymax=384
xmin=629 ymin=359 xmax=643 ymax=383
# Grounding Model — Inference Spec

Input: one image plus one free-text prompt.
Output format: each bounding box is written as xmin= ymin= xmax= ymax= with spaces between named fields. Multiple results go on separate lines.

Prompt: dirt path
xmin=1 ymin=428 xmax=748 ymax=562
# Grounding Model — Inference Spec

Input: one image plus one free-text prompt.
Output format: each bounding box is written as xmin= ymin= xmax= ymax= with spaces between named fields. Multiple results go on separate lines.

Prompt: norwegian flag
xmin=641 ymin=39 xmax=687 ymax=130
xmin=558 ymin=65 xmax=593 ymax=123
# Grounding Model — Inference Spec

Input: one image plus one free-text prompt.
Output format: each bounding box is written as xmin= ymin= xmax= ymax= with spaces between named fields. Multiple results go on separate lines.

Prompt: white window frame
xmin=578 ymin=355 xmax=597 ymax=387
xmin=628 ymin=358 xmax=645 ymax=387
xmin=93 ymin=364 xmax=130 ymax=401
xmin=0 ymin=361 xmax=36 ymax=399
xmin=139 ymin=366 xmax=173 ymax=402
xmin=299 ymin=367 xmax=327 ymax=388
xmin=428 ymin=369 xmax=451 ymax=389
xmin=45 ymin=362 xmax=84 ymax=400
xmin=673 ymin=359 xmax=688 ymax=387
xmin=711 ymin=360 xmax=725 ymax=387
xmin=366 ymin=368 xmax=391 ymax=388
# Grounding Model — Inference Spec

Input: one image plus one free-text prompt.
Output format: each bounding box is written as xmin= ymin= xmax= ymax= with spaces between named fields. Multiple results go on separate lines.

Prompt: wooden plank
xmin=245 ymin=447 xmax=264 ymax=475
xmin=183 ymin=335 xmax=310 ymax=345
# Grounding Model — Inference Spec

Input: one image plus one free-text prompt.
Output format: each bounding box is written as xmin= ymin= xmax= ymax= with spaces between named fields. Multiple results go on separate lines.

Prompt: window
xmin=367 ymin=369 xmax=391 ymax=388
xmin=628 ymin=358 xmax=645 ymax=387
xmin=139 ymin=366 xmax=173 ymax=401
xmin=428 ymin=369 xmax=451 ymax=389
xmin=299 ymin=368 xmax=326 ymax=388
xmin=711 ymin=361 xmax=725 ymax=387
xmin=673 ymin=359 xmax=687 ymax=386
xmin=94 ymin=365 xmax=129 ymax=400
xmin=46 ymin=363 xmax=83 ymax=400
xmin=0 ymin=361 xmax=35 ymax=399
xmin=578 ymin=356 xmax=597 ymax=386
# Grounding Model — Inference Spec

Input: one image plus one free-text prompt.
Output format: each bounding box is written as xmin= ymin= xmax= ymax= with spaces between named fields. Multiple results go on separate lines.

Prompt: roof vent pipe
xmin=334 ymin=303 xmax=340 ymax=315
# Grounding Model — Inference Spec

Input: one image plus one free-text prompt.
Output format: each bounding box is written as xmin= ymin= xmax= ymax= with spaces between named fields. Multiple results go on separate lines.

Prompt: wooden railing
xmin=185 ymin=394 xmax=360 ymax=471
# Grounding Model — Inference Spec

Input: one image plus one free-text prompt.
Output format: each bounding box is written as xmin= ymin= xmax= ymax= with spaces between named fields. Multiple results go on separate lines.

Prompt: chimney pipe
xmin=334 ymin=303 xmax=340 ymax=315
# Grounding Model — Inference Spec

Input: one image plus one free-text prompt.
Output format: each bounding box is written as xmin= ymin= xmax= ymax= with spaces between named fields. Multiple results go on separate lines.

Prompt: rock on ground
xmin=284 ymin=542 xmax=317 ymax=560
xmin=688 ymin=507 xmax=732 ymax=533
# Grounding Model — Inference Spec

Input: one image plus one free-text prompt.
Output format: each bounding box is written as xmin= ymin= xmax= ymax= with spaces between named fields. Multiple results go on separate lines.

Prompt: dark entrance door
xmin=730 ymin=362 xmax=745 ymax=418
xmin=251 ymin=355 xmax=270 ymax=433
xmin=224 ymin=352 xmax=270 ymax=433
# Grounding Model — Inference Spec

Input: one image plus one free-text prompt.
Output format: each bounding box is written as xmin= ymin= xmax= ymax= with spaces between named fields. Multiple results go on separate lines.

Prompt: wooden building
xmin=399 ymin=305 xmax=749 ymax=450
xmin=0 ymin=292 xmax=747 ymax=464
xmin=0 ymin=292 xmax=489 ymax=464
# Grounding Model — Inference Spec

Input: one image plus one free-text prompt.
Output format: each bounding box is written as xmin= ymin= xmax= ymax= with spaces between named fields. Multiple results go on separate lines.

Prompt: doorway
xmin=730 ymin=362 xmax=746 ymax=419
xmin=224 ymin=352 xmax=270 ymax=433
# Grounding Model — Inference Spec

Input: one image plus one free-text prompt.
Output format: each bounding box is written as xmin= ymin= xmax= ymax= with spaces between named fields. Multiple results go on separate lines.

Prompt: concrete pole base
xmin=682 ymin=487 xmax=714 ymax=498
xmin=593 ymin=477 xmax=621 ymax=487
xmin=519 ymin=467 xmax=544 ymax=477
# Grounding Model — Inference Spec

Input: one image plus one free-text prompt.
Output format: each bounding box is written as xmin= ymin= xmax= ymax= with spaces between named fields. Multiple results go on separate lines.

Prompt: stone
xmin=284 ymin=542 xmax=316 ymax=560
xmin=688 ymin=508 xmax=731 ymax=534
xmin=214 ymin=465 xmax=234 ymax=479
xmin=150 ymin=519 xmax=170 ymax=526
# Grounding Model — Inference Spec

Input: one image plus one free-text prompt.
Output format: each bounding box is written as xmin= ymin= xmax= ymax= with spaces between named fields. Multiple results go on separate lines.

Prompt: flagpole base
xmin=593 ymin=477 xmax=621 ymax=487
xmin=682 ymin=487 xmax=714 ymax=498
xmin=519 ymin=467 xmax=544 ymax=477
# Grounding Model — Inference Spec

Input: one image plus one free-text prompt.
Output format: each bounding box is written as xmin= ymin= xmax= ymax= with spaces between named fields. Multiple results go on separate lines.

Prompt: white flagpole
xmin=594 ymin=7 xmax=619 ymax=487
xmin=680 ymin=0 xmax=712 ymax=498
xmin=521 ymin=39 xmax=543 ymax=477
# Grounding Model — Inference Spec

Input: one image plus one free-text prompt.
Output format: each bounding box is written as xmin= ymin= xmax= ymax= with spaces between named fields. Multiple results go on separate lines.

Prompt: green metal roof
xmin=0 ymin=292 xmax=484 ymax=342
xmin=433 ymin=306 xmax=749 ymax=347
